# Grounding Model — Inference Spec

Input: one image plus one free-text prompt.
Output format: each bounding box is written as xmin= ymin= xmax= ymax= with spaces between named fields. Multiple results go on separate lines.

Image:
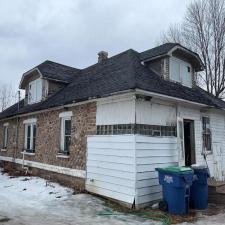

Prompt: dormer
xmin=140 ymin=43 xmax=204 ymax=88
xmin=19 ymin=60 xmax=80 ymax=105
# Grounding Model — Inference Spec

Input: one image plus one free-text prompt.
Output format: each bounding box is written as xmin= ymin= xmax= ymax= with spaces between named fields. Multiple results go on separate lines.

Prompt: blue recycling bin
xmin=190 ymin=165 xmax=209 ymax=209
xmin=156 ymin=167 xmax=193 ymax=215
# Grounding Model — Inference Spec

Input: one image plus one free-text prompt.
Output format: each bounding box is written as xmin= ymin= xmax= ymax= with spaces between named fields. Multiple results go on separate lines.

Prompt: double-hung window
xmin=28 ymin=78 xmax=42 ymax=104
xmin=24 ymin=120 xmax=37 ymax=153
xmin=202 ymin=116 xmax=212 ymax=152
xmin=59 ymin=112 xmax=72 ymax=155
xmin=2 ymin=123 xmax=9 ymax=149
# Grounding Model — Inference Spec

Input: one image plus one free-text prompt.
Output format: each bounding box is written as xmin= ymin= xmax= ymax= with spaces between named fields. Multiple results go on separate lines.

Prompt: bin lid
xmin=156 ymin=166 xmax=193 ymax=174
xmin=191 ymin=164 xmax=207 ymax=169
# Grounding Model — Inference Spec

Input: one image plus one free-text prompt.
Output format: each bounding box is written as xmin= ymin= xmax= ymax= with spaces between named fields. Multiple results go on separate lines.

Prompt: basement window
xmin=59 ymin=114 xmax=72 ymax=155
xmin=2 ymin=123 xmax=9 ymax=149
xmin=202 ymin=116 xmax=212 ymax=152
xmin=24 ymin=123 xmax=36 ymax=153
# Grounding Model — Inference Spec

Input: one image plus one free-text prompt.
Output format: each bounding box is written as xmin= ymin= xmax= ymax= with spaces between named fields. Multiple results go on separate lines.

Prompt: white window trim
xmin=170 ymin=57 xmax=192 ymax=87
xmin=23 ymin=118 xmax=37 ymax=124
xmin=201 ymin=115 xmax=212 ymax=154
xmin=2 ymin=123 xmax=9 ymax=149
xmin=28 ymin=78 xmax=42 ymax=104
xmin=59 ymin=111 xmax=73 ymax=153
xmin=60 ymin=116 xmax=71 ymax=153
xmin=59 ymin=111 xmax=73 ymax=118
xmin=24 ymin=123 xmax=36 ymax=151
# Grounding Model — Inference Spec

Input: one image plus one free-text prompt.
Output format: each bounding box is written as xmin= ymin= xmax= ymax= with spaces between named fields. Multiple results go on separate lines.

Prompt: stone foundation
xmin=1 ymin=161 xmax=85 ymax=192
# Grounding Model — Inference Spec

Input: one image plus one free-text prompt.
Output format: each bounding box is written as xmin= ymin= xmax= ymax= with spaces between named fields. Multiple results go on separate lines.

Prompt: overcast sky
xmin=0 ymin=0 xmax=189 ymax=89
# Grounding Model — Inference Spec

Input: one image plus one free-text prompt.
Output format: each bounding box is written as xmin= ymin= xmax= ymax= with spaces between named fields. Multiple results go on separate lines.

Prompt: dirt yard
xmin=0 ymin=171 xmax=225 ymax=225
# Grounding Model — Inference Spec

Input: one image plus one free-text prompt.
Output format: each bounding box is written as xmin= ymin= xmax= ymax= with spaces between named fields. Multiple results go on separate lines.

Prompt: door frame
xmin=177 ymin=117 xmax=185 ymax=166
xmin=177 ymin=117 xmax=196 ymax=166
xmin=183 ymin=119 xmax=196 ymax=166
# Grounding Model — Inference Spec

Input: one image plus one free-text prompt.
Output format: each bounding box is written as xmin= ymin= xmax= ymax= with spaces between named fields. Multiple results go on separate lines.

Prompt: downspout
xmin=13 ymin=91 xmax=20 ymax=164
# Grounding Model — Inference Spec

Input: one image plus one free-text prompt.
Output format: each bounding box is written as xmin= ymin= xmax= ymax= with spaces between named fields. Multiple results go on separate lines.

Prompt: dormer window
xmin=170 ymin=57 xmax=192 ymax=88
xmin=28 ymin=78 xmax=42 ymax=104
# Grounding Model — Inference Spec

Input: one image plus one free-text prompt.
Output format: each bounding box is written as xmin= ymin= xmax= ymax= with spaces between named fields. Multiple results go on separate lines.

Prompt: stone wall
xmin=0 ymin=102 xmax=96 ymax=184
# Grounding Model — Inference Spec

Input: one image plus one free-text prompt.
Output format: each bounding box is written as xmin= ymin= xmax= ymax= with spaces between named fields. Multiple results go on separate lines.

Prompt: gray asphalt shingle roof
xmin=37 ymin=60 xmax=81 ymax=83
xmin=1 ymin=44 xmax=225 ymax=120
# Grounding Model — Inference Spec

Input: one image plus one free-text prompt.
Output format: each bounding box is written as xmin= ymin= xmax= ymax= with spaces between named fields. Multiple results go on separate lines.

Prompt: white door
xmin=177 ymin=118 xmax=185 ymax=166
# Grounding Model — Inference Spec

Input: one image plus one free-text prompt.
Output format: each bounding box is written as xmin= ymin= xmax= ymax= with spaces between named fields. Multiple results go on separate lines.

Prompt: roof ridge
xmin=82 ymin=48 xmax=137 ymax=71
xmin=42 ymin=60 xmax=81 ymax=70
xmin=140 ymin=42 xmax=179 ymax=54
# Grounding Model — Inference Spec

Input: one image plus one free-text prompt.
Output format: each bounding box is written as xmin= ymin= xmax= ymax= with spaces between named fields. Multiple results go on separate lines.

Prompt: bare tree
xmin=0 ymin=84 xmax=17 ymax=112
xmin=161 ymin=0 xmax=225 ymax=98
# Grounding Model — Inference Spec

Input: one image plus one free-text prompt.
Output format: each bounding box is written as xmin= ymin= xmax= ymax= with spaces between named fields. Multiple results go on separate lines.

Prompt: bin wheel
xmin=159 ymin=200 xmax=168 ymax=212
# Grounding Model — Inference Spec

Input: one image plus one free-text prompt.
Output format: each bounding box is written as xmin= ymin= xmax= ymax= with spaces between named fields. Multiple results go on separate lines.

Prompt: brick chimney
xmin=98 ymin=51 xmax=108 ymax=63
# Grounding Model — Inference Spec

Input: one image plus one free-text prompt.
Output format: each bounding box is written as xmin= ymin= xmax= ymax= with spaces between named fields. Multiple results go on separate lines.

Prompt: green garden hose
xmin=97 ymin=209 xmax=171 ymax=225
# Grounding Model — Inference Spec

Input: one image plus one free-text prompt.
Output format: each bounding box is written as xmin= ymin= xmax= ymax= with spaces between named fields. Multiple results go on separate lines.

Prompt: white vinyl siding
xmin=135 ymin=135 xmax=178 ymax=206
xmin=96 ymin=96 xmax=135 ymax=125
xmin=86 ymin=135 xmax=136 ymax=204
xmin=170 ymin=57 xmax=192 ymax=88
xmin=135 ymin=100 xmax=176 ymax=126
xmin=86 ymin=135 xmax=178 ymax=207
xmin=28 ymin=78 xmax=42 ymax=104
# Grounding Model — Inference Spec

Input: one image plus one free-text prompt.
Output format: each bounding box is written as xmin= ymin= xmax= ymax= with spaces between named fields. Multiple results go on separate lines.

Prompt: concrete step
xmin=208 ymin=178 xmax=225 ymax=204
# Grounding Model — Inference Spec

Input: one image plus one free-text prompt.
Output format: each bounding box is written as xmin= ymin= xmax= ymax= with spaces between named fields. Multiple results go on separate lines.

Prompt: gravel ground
xmin=0 ymin=172 xmax=225 ymax=225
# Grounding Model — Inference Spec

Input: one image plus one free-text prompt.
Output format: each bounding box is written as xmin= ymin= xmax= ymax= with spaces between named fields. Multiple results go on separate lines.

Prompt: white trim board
xmin=0 ymin=156 xmax=86 ymax=179
xmin=23 ymin=118 xmax=37 ymax=124
xmin=59 ymin=111 xmax=73 ymax=118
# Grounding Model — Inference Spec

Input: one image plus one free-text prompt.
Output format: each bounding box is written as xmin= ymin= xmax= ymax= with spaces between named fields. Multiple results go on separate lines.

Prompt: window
xmin=60 ymin=117 xmax=71 ymax=155
xmin=28 ymin=78 xmax=42 ymax=104
xmin=24 ymin=123 xmax=36 ymax=153
xmin=202 ymin=116 xmax=212 ymax=152
xmin=2 ymin=124 xmax=9 ymax=149
xmin=170 ymin=57 xmax=192 ymax=87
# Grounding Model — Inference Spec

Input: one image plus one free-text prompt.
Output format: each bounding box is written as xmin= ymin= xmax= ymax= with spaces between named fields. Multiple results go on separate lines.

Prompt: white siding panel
xmin=87 ymin=166 xmax=135 ymax=180
xmin=135 ymin=135 xmax=178 ymax=206
xmin=137 ymin=162 xmax=178 ymax=173
xmin=137 ymin=192 xmax=162 ymax=205
xmin=96 ymin=97 xmax=135 ymax=125
xmin=86 ymin=185 xmax=135 ymax=204
xmin=136 ymin=100 xmax=176 ymax=125
xmin=86 ymin=135 xmax=136 ymax=205
xmin=210 ymin=111 xmax=225 ymax=180
xmin=87 ymin=160 xmax=135 ymax=172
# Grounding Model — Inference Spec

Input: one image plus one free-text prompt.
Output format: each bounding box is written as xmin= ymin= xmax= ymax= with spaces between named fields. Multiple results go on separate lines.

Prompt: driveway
xmin=0 ymin=172 xmax=224 ymax=225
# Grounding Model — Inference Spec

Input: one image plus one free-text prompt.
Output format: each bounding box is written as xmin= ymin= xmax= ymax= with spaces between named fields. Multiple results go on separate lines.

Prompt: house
xmin=1 ymin=43 xmax=225 ymax=208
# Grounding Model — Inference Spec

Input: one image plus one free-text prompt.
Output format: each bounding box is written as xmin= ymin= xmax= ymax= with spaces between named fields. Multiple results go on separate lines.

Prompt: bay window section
xmin=24 ymin=123 xmax=36 ymax=153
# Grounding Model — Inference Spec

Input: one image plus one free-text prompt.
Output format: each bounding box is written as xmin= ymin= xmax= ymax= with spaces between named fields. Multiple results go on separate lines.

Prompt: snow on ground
xmin=178 ymin=213 xmax=225 ymax=225
xmin=0 ymin=172 xmax=225 ymax=225
xmin=0 ymin=172 xmax=159 ymax=225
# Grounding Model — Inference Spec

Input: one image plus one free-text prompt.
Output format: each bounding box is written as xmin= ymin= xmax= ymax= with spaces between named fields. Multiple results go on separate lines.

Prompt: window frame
xmin=24 ymin=122 xmax=37 ymax=153
xmin=2 ymin=124 xmax=9 ymax=149
xmin=28 ymin=78 xmax=42 ymax=104
xmin=59 ymin=115 xmax=72 ymax=155
xmin=202 ymin=116 xmax=212 ymax=153
xmin=59 ymin=111 xmax=73 ymax=155
xmin=170 ymin=57 xmax=192 ymax=88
